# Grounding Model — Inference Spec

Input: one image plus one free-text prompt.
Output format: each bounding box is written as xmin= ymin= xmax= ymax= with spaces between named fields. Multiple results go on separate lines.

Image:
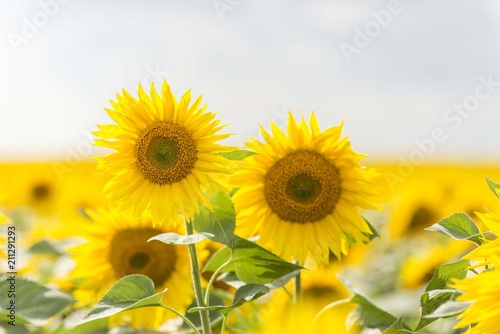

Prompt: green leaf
xmin=193 ymin=190 xmax=237 ymax=247
xmin=425 ymin=213 xmax=482 ymax=245
xmin=0 ymin=275 xmax=75 ymax=325
xmin=383 ymin=316 xmax=426 ymax=334
xmin=79 ymin=274 xmax=164 ymax=324
xmin=217 ymin=150 xmax=256 ymax=160
xmin=423 ymin=301 xmax=472 ymax=319
xmin=28 ymin=240 xmax=65 ymax=256
xmin=65 ymin=318 xmax=109 ymax=334
xmin=364 ymin=218 xmax=380 ymax=242
xmin=486 ymin=175 xmax=500 ymax=198
xmin=231 ymin=238 xmax=302 ymax=284
xmin=424 ymin=260 xmax=470 ymax=292
xmin=189 ymin=284 xmax=270 ymax=315
xmin=417 ymin=289 xmax=461 ymax=330
xmin=340 ymin=276 xmax=403 ymax=331
xmin=148 ymin=232 xmax=214 ymax=245
xmin=181 ymin=294 xmax=224 ymax=330
xmin=202 ymin=246 xmax=233 ymax=273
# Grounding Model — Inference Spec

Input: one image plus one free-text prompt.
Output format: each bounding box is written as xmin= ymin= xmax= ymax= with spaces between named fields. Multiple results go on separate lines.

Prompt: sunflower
xmin=453 ymin=257 xmax=500 ymax=333
xmin=69 ymin=208 xmax=193 ymax=329
xmin=94 ymin=81 xmax=232 ymax=225
xmin=0 ymin=163 xmax=61 ymax=215
xmin=258 ymin=259 xmax=358 ymax=334
xmin=461 ymin=211 xmax=500 ymax=262
xmin=232 ymin=112 xmax=378 ymax=264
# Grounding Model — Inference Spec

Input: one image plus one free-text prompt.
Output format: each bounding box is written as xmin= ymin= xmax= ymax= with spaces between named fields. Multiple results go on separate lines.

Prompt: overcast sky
xmin=1 ymin=0 xmax=500 ymax=164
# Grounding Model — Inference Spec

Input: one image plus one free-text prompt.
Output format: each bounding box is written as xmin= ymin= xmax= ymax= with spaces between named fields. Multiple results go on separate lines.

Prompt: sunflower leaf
xmin=424 ymin=260 xmax=470 ymax=292
xmin=202 ymin=246 xmax=233 ymax=273
xmin=363 ymin=218 xmax=380 ymax=242
xmin=231 ymin=238 xmax=302 ymax=284
xmin=485 ymin=175 xmax=500 ymax=198
xmin=148 ymin=232 xmax=214 ymax=245
xmin=0 ymin=275 xmax=75 ymax=326
xmin=417 ymin=289 xmax=461 ymax=330
xmin=339 ymin=276 xmax=404 ymax=331
xmin=425 ymin=213 xmax=482 ymax=245
xmin=78 ymin=274 xmax=164 ymax=325
xmin=194 ymin=190 xmax=237 ymax=247
xmin=188 ymin=283 xmax=270 ymax=315
xmin=27 ymin=239 xmax=65 ymax=256
xmin=422 ymin=301 xmax=472 ymax=319
xmin=217 ymin=150 xmax=256 ymax=160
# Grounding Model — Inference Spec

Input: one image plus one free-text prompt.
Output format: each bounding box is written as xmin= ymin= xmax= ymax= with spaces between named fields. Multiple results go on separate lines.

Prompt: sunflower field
xmin=1 ymin=80 xmax=500 ymax=334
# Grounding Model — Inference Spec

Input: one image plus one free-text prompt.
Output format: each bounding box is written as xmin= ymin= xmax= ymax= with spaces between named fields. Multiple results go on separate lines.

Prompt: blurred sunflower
xmin=232 ymin=112 xmax=378 ymax=264
xmin=258 ymin=259 xmax=358 ymax=334
xmin=70 ymin=208 xmax=193 ymax=329
xmin=0 ymin=163 xmax=61 ymax=215
xmin=379 ymin=166 xmax=500 ymax=240
xmin=453 ymin=257 xmax=500 ymax=333
xmin=401 ymin=240 xmax=473 ymax=289
xmin=94 ymin=81 xmax=232 ymax=225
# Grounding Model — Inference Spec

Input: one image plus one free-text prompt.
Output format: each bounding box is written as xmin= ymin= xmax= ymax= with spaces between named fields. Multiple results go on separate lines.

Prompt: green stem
xmin=293 ymin=265 xmax=302 ymax=305
xmin=161 ymin=305 xmax=201 ymax=334
xmin=220 ymin=315 xmax=228 ymax=334
xmin=185 ymin=219 xmax=212 ymax=334
xmin=204 ymin=259 xmax=232 ymax=306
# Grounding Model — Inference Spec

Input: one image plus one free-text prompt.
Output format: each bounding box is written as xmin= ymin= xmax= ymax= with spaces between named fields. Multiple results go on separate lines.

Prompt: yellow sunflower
xmin=462 ymin=211 xmax=500 ymax=262
xmin=232 ymin=112 xmax=378 ymax=264
xmin=258 ymin=259 xmax=358 ymax=334
xmin=453 ymin=257 xmax=500 ymax=333
xmin=94 ymin=81 xmax=232 ymax=225
xmin=69 ymin=208 xmax=193 ymax=329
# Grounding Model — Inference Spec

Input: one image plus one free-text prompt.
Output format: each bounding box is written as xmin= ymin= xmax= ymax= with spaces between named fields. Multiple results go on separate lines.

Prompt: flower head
xmin=232 ymin=112 xmax=378 ymax=264
xmin=94 ymin=81 xmax=232 ymax=225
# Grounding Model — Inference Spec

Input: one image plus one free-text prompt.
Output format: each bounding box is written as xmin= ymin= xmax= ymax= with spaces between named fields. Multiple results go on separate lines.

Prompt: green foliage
xmin=202 ymin=246 xmax=233 ymax=273
xmin=485 ymin=175 xmax=500 ymax=198
xmin=182 ymin=294 xmax=225 ymax=331
xmin=193 ymin=190 xmax=237 ymax=247
xmin=217 ymin=150 xmax=256 ymax=160
xmin=77 ymin=274 xmax=164 ymax=324
xmin=423 ymin=301 xmax=472 ymax=319
xmin=0 ymin=275 xmax=75 ymax=325
xmin=189 ymin=284 xmax=270 ymax=315
xmin=339 ymin=276 xmax=405 ymax=331
xmin=426 ymin=213 xmax=483 ymax=245
xmin=424 ymin=260 xmax=470 ymax=292
xmin=416 ymin=260 xmax=470 ymax=330
xmin=148 ymin=231 xmax=214 ymax=245
xmin=28 ymin=240 xmax=65 ymax=256
xmin=231 ymin=238 xmax=302 ymax=284
xmin=364 ymin=218 xmax=380 ymax=242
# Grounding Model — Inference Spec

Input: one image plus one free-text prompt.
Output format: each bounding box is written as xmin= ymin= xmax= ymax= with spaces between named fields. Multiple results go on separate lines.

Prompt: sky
xmin=1 ymin=0 xmax=500 ymax=164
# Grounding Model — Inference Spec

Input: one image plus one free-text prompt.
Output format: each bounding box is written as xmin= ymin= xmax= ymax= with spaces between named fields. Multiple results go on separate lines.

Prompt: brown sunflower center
xmin=136 ymin=122 xmax=197 ymax=185
xmin=109 ymin=228 xmax=177 ymax=287
xmin=32 ymin=183 xmax=51 ymax=201
xmin=264 ymin=150 xmax=341 ymax=223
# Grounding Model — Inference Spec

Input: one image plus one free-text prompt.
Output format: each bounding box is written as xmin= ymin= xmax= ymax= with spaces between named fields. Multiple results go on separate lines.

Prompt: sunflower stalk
xmin=185 ymin=219 xmax=212 ymax=334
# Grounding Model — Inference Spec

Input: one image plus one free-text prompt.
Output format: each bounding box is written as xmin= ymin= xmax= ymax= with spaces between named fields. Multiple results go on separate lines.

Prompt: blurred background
xmin=2 ymin=2 xmax=500 ymax=332
xmin=1 ymin=0 xmax=500 ymax=163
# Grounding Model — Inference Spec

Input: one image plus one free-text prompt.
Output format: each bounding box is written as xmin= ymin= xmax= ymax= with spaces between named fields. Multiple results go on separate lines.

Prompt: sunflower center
xmin=32 ymin=183 xmax=51 ymax=201
xmin=136 ymin=122 xmax=197 ymax=185
xmin=109 ymin=228 xmax=177 ymax=287
xmin=286 ymin=174 xmax=322 ymax=203
xmin=129 ymin=252 xmax=149 ymax=269
xmin=264 ymin=150 xmax=341 ymax=223
xmin=149 ymin=137 xmax=179 ymax=167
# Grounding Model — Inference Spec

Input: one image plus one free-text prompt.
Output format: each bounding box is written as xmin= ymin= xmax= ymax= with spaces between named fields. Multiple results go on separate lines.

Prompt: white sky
xmin=1 ymin=0 xmax=500 ymax=164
